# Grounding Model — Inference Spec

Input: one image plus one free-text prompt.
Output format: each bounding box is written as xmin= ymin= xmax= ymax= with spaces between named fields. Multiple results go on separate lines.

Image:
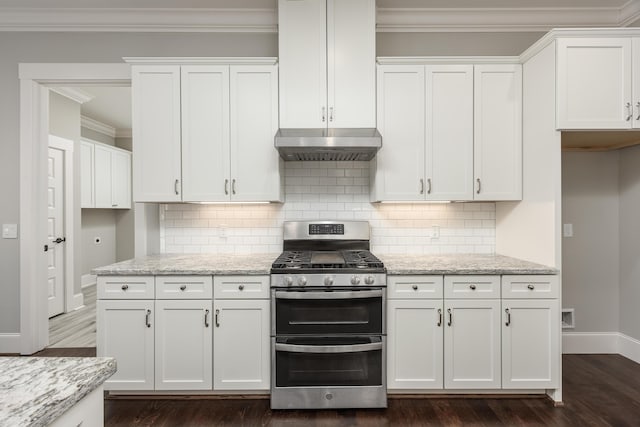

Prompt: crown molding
xmin=377 ymin=56 xmax=519 ymax=65
xmin=49 ymin=87 xmax=93 ymax=104
xmin=0 ymin=8 xmax=277 ymax=32
xmin=115 ymin=129 xmax=132 ymax=138
xmin=81 ymin=115 xmax=116 ymax=138
xmin=619 ymin=0 xmax=640 ymax=26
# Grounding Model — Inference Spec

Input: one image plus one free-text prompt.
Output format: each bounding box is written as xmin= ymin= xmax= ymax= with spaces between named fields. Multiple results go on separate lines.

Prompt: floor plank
xmin=48 ymin=284 xmax=96 ymax=348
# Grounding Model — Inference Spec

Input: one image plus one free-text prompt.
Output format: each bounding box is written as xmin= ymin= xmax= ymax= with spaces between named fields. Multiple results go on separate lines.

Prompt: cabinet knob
xmin=527 ymin=284 xmax=535 ymax=290
xmin=412 ymin=285 xmax=418 ymax=291
xmin=121 ymin=284 xmax=129 ymax=291
xmin=238 ymin=284 xmax=245 ymax=291
xmin=180 ymin=285 xmax=187 ymax=291
xmin=469 ymin=284 xmax=477 ymax=290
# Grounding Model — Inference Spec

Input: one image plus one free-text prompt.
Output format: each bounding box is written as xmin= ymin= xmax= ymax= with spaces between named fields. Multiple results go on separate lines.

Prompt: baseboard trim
xmin=81 ymin=274 xmax=97 ymax=288
xmin=71 ymin=292 xmax=84 ymax=311
xmin=563 ymin=332 xmax=640 ymax=364
xmin=0 ymin=333 xmax=21 ymax=354
xmin=619 ymin=333 xmax=640 ymax=364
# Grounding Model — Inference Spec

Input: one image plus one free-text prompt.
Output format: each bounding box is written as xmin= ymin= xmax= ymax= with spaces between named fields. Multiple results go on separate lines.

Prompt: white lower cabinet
xmin=97 ymin=299 xmax=155 ymax=391
xmin=155 ymin=299 xmax=213 ymax=390
xmin=444 ymin=299 xmax=501 ymax=389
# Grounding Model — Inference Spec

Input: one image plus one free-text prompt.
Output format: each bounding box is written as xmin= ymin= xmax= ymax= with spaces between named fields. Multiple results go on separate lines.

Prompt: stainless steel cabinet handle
xmin=427 ymin=178 xmax=432 ymax=194
xmin=276 ymin=289 xmax=383 ymax=300
xmin=505 ymin=308 xmax=511 ymax=327
xmin=238 ymin=284 xmax=245 ymax=291
xmin=626 ymin=102 xmax=633 ymax=121
xmin=527 ymin=284 xmax=535 ymax=290
xmin=204 ymin=309 xmax=210 ymax=328
xmin=437 ymin=308 xmax=442 ymax=327
xmin=469 ymin=284 xmax=477 ymax=290
xmin=476 ymin=178 xmax=481 ymax=194
xmin=112 ymin=204 xmax=118 ymax=207
xmin=121 ymin=284 xmax=129 ymax=291
xmin=180 ymin=284 xmax=187 ymax=291
xmin=145 ymin=309 xmax=151 ymax=328
xmin=329 ymin=107 xmax=334 ymax=122
xmin=224 ymin=179 xmax=229 ymax=195
xmin=419 ymin=179 xmax=424 ymax=195
xmin=232 ymin=179 xmax=236 ymax=195
xmin=215 ymin=309 xmax=220 ymax=327
xmin=174 ymin=179 xmax=179 ymax=195
xmin=322 ymin=106 xmax=326 ymax=122
xmin=412 ymin=284 xmax=418 ymax=291
xmin=636 ymin=102 xmax=640 ymax=121
xmin=275 ymin=341 xmax=382 ymax=354
xmin=447 ymin=308 xmax=452 ymax=326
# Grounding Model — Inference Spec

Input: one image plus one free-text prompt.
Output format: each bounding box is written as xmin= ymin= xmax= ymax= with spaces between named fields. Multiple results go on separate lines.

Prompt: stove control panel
xmin=271 ymin=273 xmax=386 ymax=288
xmin=308 ymin=223 xmax=344 ymax=235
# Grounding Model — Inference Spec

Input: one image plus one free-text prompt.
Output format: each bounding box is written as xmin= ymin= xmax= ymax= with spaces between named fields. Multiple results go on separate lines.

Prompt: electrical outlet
xmin=431 ymin=225 xmax=440 ymax=239
xmin=2 ymin=224 xmax=18 ymax=239
xmin=94 ymin=237 xmax=102 ymax=245
xmin=563 ymin=223 xmax=573 ymax=238
xmin=219 ymin=225 xmax=228 ymax=238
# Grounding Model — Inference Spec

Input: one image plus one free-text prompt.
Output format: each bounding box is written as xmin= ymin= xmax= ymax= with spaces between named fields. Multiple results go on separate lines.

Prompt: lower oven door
xmin=271 ymin=336 xmax=387 ymax=409
xmin=272 ymin=287 xmax=384 ymax=335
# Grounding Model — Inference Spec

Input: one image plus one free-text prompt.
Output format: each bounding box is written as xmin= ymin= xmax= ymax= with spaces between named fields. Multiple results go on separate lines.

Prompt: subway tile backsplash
xmin=160 ymin=161 xmax=496 ymax=254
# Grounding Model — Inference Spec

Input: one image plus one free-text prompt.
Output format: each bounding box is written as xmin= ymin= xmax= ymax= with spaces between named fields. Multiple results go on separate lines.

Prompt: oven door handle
xmin=274 ymin=289 xmax=383 ymax=300
xmin=274 ymin=342 xmax=382 ymax=354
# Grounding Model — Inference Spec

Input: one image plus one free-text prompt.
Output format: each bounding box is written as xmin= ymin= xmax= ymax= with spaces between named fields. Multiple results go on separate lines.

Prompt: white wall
xmin=562 ymin=151 xmax=620 ymax=333
xmin=161 ymin=161 xmax=496 ymax=255
xmin=80 ymin=210 xmax=117 ymax=275
xmin=619 ymin=145 xmax=640 ymax=341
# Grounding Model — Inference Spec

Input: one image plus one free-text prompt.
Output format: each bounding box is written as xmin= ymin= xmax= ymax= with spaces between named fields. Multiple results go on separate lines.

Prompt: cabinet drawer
xmin=444 ymin=275 xmax=500 ymax=299
xmin=388 ymin=275 xmax=443 ymax=299
xmin=214 ymin=276 xmax=270 ymax=299
xmin=502 ymin=275 xmax=559 ymax=299
xmin=97 ymin=276 xmax=155 ymax=299
xmin=156 ymin=276 xmax=213 ymax=299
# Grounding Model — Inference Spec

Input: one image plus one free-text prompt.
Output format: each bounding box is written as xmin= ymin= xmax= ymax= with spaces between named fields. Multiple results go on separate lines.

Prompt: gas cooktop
xmin=271 ymin=249 xmax=385 ymax=273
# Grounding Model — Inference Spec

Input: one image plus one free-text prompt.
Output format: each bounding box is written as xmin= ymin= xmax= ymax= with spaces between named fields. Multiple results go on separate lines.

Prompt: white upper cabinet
xmin=278 ymin=0 xmax=375 ymax=129
xmin=132 ymin=66 xmax=182 ymax=202
xmin=557 ymin=38 xmax=634 ymax=129
xmin=181 ymin=66 xmax=230 ymax=202
xmin=80 ymin=141 xmax=94 ymax=208
xmin=473 ymin=64 xmax=522 ymax=201
xmin=82 ymin=139 xmax=131 ymax=209
xmin=111 ymin=149 xmax=132 ymax=209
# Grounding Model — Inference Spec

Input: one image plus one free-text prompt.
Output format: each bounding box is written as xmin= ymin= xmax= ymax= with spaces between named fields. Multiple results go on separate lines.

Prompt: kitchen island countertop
xmin=0 ymin=356 xmax=116 ymax=427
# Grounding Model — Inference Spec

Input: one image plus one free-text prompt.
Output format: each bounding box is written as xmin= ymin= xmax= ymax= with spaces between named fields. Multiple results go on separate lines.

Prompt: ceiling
xmin=74 ymin=86 xmax=132 ymax=133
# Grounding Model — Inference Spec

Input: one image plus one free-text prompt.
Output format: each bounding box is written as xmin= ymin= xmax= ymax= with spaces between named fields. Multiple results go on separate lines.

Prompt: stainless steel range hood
xmin=274 ymin=128 xmax=382 ymax=161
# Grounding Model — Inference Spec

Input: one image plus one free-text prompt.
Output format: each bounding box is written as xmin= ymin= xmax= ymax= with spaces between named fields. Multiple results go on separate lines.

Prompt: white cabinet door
xmin=111 ymin=149 xmax=131 ymax=209
xmin=373 ymin=65 xmax=426 ymax=201
xmin=80 ymin=141 xmax=94 ymax=208
xmin=278 ymin=0 xmax=327 ymax=128
xmin=132 ymin=65 xmax=182 ymax=202
xmin=213 ymin=299 xmax=270 ymax=390
xmin=155 ymin=299 xmax=213 ymax=390
xmin=229 ymin=65 xmax=281 ymax=202
xmin=444 ymin=299 xmax=501 ymax=389
xmin=97 ymin=300 xmax=154 ymax=391
xmin=557 ymin=38 xmax=633 ymax=129
xmin=633 ymin=38 xmax=640 ymax=129
xmin=425 ymin=65 xmax=474 ymax=201
xmin=327 ymin=0 xmax=376 ymax=128
xmin=181 ymin=66 xmax=230 ymax=202
xmin=502 ymin=299 xmax=559 ymax=389
xmin=474 ymin=64 xmax=522 ymax=201
xmin=93 ymin=144 xmax=111 ymax=208
xmin=387 ymin=299 xmax=444 ymax=389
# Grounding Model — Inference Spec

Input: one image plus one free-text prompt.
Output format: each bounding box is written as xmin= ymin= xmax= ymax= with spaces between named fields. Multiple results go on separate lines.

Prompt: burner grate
xmin=272 ymin=250 xmax=384 ymax=271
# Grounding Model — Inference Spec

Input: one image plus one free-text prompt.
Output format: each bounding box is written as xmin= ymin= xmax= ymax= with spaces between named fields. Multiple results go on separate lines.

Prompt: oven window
xmin=274 ymin=289 xmax=383 ymax=335
xmin=275 ymin=336 xmax=383 ymax=387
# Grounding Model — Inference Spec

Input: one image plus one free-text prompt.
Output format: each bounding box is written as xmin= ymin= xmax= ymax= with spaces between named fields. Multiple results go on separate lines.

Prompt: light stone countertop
xmin=0 ymin=356 xmax=116 ymax=427
xmin=379 ymin=253 xmax=558 ymax=275
xmin=92 ymin=253 xmax=279 ymax=276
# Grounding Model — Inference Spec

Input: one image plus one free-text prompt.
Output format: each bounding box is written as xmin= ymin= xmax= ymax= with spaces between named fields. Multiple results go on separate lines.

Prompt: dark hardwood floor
xmin=29 ymin=350 xmax=640 ymax=426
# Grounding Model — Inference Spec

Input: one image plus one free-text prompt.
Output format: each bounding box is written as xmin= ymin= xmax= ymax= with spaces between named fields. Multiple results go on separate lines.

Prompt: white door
xmin=633 ymin=38 xmax=640 ymax=129
xmin=278 ymin=0 xmax=327 ymax=128
xmin=181 ymin=65 xmax=230 ymax=202
xmin=374 ymin=65 xmax=426 ymax=201
xmin=79 ymin=141 xmax=94 ymax=208
xmin=132 ymin=65 xmax=182 ymax=202
xmin=213 ymin=299 xmax=270 ymax=390
xmin=47 ymin=147 xmax=65 ymax=318
xmin=444 ymin=299 xmax=501 ymax=389
xmin=93 ymin=144 xmax=112 ymax=208
xmin=155 ymin=299 xmax=213 ymax=390
xmin=97 ymin=299 xmax=155 ymax=391
xmin=557 ymin=37 xmax=633 ymax=129
xmin=502 ymin=299 xmax=559 ymax=389
xmin=111 ymin=150 xmax=131 ymax=209
xmin=425 ymin=65 xmax=474 ymax=201
xmin=387 ymin=299 xmax=444 ymax=389
xmin=327 ymin=0 xmax=376 ymax=128
xmin=229 ymin=65 xmax=281 ymax=202
xmin=473 ymin=64 xmax=522 ymax=201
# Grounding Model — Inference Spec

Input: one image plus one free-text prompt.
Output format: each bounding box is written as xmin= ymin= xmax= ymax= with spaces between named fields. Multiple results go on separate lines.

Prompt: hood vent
xmin=275 ymin=128 xmax=382 ymax=161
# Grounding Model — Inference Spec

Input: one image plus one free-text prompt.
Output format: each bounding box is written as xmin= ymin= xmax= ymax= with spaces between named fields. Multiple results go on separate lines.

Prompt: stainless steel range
xmin=270 ymin=221 xmax=387 ymax=410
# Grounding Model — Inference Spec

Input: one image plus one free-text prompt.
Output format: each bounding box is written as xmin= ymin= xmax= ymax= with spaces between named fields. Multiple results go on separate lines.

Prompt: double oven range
xmin=270 ymin=221 xmax=387 ymax=409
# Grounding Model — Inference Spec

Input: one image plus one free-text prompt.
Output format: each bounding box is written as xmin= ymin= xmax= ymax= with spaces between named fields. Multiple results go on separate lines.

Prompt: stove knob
xmin=298 ymin=276 xmax=307 ymax=286
xmin=364 ymin=275 xmax=375 ymax=285
xmin=351 ymin=276 xmax=361 ymax=285
xmin=284 ymin=276 xmax=294 ymax=286
xmin=324 ymin=276 xmax=334 ymax=287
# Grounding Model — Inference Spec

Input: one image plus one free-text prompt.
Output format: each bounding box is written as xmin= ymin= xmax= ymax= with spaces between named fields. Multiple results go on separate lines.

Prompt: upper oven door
xmin=273 ymin=287 xmax=384 ymax=335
